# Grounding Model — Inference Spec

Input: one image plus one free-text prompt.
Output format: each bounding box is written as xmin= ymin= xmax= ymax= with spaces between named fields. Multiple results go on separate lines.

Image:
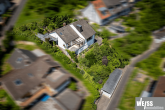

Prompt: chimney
xmin=76 ymin=24 xmax=83 ymax=32
xmin=63 ymin=22 xmax=66 ymax=26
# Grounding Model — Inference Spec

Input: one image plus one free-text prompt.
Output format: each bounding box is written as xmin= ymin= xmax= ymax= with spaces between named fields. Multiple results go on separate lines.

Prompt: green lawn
xmin=136 ymin=42 xmax=165 ymax=79
xmin=15 ymin=43 xmax=38 ymax=51
xmin=1 ymin=54 xmax=12 ymax=75
xmin=15 ymin=8 xmax=44 ymax=27
xmin=118 ymin=69 xmax=149 ymax=110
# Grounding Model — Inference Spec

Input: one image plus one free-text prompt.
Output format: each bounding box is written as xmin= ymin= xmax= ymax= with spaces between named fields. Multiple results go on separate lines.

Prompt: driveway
xmin=106 ymin=41 xmax=163 ymax=110
xmin=0 ymin=0 xmax=28 ymax=45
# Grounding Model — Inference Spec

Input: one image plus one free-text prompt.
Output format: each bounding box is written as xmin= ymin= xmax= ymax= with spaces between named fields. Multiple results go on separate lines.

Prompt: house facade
xmin=36 ymin=20 xmax=96 ymax=55
xmin=82 ymin=0 xmax=136 ymax=25
xmin=0 ymin=49 xmax=71 ymax=108
xmin=101 ymin=69 xmax=122 ymax=98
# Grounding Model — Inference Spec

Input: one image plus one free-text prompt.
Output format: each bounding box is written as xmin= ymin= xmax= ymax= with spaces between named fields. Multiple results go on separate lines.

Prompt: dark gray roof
xmin=72 ymin=19 xmax=96 ymax=39
xmin=102 ymin=69 xmax=122 ymax=94
xmin=30 ymin=98 xmax=67 ymax=110
xmin=103 ymin=0 xmax=128 ymax=7
xmin=8 ymin=48 xmax=37 ymax=69
xmin=56 ymin=89 xmax=82 ymax=110
xmin=55 ymin=25 xmax=79 ymax=44
xmin=19 ymin=49 xmax=37 ymax=61
xmin=1 ymin=55 xmax=70 ymax=100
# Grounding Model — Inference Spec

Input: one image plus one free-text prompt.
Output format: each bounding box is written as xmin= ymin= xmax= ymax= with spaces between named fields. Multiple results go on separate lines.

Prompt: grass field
xmin=15 ymin=43 xmax=38 ymax=51
xmin=118 ymin=69 xmax=149 ymax=110
xmin=15 ymin=6 xmax=45 ymax=27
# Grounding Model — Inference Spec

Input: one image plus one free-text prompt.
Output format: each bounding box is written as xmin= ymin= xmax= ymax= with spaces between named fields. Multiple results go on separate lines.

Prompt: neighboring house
xmin=140 ymin=76 xmax=165 ymax=97
xmin=1 ymin=49 xmax=71 ymax=108
xmin=152 ymin=27 xmax=165 ymax=43
xmin=8 ymin=48 xmax=38 ymax=69
xmin=109 ymin=25 xmax=125 ymax=33
xmin=36 ymin=19 xmax=96 ymax=55
xmin=82 ymin=0 xmax=136 ymax=25
xmin=31 ymin=89 xmax=83 ymax=110
xmin=152 ymin=76 xmax=165 ymax=97
xmin=101 ymin=69 xmax=122 ymax=98
xmin=0 ymin=0 xmax=11 ymax=15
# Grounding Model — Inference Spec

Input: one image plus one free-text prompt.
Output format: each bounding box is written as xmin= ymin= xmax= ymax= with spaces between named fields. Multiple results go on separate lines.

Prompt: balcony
xmin=67 ymin=37 xmax=85 ymax=52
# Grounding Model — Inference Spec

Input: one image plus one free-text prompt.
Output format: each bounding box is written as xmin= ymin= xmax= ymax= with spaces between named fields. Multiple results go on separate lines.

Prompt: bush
xmin=66 ymin=50 xmax=78 ymax=63
xmin=68 ymin=82 xmax=77 ymax=91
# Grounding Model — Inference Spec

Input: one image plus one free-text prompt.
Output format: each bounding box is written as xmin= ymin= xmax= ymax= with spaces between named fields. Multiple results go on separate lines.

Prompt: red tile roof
xmin=92 ymin=0 xmax=111 ymax=20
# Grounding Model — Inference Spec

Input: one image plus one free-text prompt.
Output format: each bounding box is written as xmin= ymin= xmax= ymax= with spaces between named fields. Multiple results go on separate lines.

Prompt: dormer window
xmin=76 ymin=24 xmax=83 ymax=32
xmin=14 ymin=79 xmax=23 ymax=86
xmin=16 ymin=57 xmax=23 ymax=63
xmin=99 ymin=7 xmax=108 ymax=16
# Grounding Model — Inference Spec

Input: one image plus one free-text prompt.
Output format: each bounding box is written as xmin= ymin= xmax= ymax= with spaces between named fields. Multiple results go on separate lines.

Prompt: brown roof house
xmin=36 ymin=19 xmax=96 ymax=55
xmin=0 ymin=48 xmax=71 ymax=108
xmin=82 ymin=0 xmax=137 ymax=25
xmin=152 ymin=76 xmax=165 ymax=97
xmin=30 ymin=89 xmax=83 ymax=110
xmin=8 ymin=48 xmax=38 ymax=69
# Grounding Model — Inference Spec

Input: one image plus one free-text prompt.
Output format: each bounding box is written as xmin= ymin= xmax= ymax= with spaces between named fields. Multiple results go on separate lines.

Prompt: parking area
xmin=97 ymin=94 xmax=110 ymax=110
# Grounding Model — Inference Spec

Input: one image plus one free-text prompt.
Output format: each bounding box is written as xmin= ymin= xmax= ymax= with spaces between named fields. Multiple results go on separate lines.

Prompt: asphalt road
xmin=0 ymin=0 xmax=27 ymax=45
xmin=106 ymin=42 xmax=162 ymax=110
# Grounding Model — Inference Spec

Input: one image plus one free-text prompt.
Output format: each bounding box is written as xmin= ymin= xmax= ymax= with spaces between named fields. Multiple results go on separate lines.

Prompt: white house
xmin=0 ymin=0 xmax=11 ymax=15
xmin=82 ymin=0 xmax=135 ymax=25
xmin=152 ymin=27 xmax=165 ymax=43
xmin=101 ymin=69 xmax=122 ymax=98
xmin=36 ymin=19 xmax=96 ymax=55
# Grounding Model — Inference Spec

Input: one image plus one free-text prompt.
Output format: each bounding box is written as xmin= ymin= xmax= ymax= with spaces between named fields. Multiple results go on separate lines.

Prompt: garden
xmin=78 ymin=40 xmax=129 ymax=83
xmin=15 ymin=0 xmax=88 ymax=27
xmin=110 ymin=0 xmax=165 ymax=60
xmin=136 ymin=42 xmax=165 ymax=79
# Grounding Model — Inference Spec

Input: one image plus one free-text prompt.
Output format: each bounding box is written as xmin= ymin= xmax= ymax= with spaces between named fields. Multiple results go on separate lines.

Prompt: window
xmin=87 ymin=36 xmax=92 ymax=42
xmin=28 ymin=73 xmax=34 ymax=77
xmin=60 ymin=32 xmax=63 ymax=35
xmin=51 ymin=67 xmax=56 ymax=72
xmin=16 ymin=57 xmax=23 ymax=63
xmin=122 ymin=2 xmax=128 ymax=7
xmin=101 ymin=11 xmax=106 ymax=15
xmin=14 ymin=79 xmax=23 ymax=85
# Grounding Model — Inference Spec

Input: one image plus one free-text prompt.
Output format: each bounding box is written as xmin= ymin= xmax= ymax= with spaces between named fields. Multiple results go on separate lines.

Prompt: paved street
xmin=0 ymin=0 xmax=27 ymax=45
xmin=106 ymin=42 xmax=163 ymax=110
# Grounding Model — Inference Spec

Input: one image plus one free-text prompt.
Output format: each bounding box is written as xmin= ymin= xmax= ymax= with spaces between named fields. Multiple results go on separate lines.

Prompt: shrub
xmin=68 ymin=82 xmax=77 ymax=91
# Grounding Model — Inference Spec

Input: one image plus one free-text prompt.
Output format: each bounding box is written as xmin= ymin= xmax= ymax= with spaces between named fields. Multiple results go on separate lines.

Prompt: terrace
xmin=67 ymin=37 xmax=85 ymax=52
